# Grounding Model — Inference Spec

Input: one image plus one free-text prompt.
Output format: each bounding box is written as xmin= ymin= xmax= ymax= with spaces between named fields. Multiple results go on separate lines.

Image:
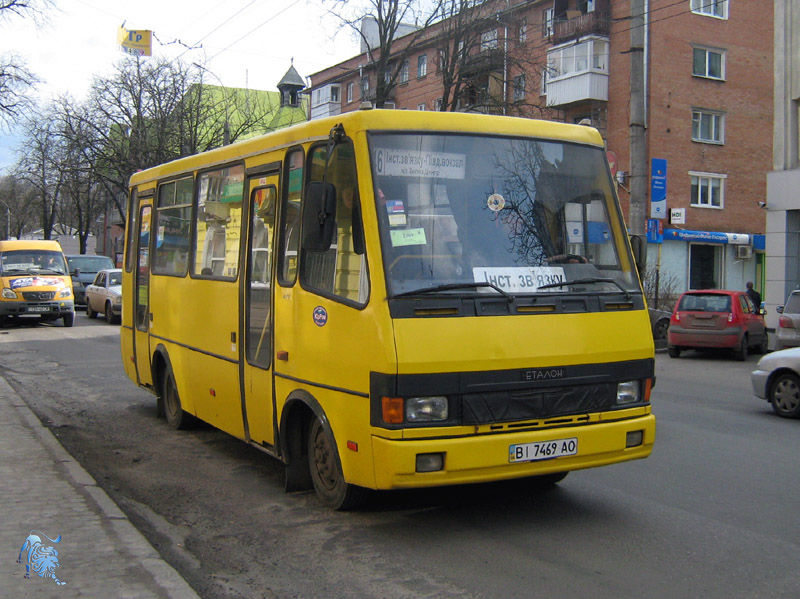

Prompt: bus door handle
xmin=277 ymin=350 xmax=289 ymax=361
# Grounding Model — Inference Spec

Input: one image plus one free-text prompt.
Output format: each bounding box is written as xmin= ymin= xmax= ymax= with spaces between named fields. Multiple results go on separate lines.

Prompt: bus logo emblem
xmin=313 ymin=306 xmax=328 ymax=327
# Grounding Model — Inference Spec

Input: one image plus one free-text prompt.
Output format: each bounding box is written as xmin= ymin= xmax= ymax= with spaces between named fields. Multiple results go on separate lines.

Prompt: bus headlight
xmin=58 ymin=287 xmax=72 ymax=298
xmin=405 ymin=396 xmax=448 ymax=422
xmin=616 ymin=381 xmax=640 ymax=404
xmin=2 ymin=288 xmax=16 ymax=299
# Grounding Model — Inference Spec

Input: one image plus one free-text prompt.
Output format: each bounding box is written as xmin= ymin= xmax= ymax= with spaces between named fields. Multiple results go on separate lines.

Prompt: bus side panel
xmin=272 ymin=287 xmax=396 ymax=490
xmin=148 ymin=273 xmax=244 ymax=439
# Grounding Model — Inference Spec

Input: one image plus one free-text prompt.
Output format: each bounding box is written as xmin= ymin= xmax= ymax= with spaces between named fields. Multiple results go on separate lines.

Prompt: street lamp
xmin=0 ymin=198 xmax=10 ymax=240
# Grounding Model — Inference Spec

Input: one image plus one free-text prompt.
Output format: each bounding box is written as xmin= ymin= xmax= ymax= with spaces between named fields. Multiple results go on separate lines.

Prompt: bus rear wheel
xmin=308 ymin=418 xmax=367 ymax=510
xmin=162 ymin=366 xmax=193 ymax=430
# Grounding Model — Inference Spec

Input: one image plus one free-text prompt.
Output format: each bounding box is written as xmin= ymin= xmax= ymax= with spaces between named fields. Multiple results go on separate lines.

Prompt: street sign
xmin=650 ymin=158 xmax=667 ymax=219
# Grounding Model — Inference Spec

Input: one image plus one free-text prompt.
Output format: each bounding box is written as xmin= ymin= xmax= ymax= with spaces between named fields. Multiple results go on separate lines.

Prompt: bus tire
xmin=63 ymin=312 xmax=74 ymax=327
xmin=308 ymin=417 xmax=367 ymax=510
xmin=162 ymin=366 xmax=194 ymax=430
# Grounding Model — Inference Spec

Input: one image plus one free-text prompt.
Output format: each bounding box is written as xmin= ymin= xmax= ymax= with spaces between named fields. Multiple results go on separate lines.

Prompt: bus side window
xmin=300 ymin=141 xmax=368 ymax=304
xmin=278 ymin=149 xmax=304 ymax=286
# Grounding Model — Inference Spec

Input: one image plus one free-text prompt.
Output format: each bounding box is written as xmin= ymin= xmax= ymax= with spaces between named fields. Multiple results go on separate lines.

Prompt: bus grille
xmin=461 ymin=383 xmax=618 ymax=425
xmin=22 ymin=291 xmax=56 ymax=301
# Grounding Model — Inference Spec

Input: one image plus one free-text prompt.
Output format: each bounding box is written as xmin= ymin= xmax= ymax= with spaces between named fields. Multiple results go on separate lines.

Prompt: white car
xmin=752 ymin=347 xmax=800 ymax=418
xmin=85 ymin=268 xmax=122 ymax=324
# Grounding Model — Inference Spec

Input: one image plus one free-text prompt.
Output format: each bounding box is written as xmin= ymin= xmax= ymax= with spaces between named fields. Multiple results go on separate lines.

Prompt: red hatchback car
xmin=667 ymin=289 xmax=768 ymax=360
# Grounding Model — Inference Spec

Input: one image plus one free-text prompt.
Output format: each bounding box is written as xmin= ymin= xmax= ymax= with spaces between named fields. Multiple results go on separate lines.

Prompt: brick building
xmin=308 ymin=0 xmax=773 ymax=301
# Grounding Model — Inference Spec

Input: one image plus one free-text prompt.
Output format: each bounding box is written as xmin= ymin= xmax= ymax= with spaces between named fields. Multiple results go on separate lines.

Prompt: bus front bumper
xmin=0 ymin=300 xmax=75 ymax=319
xmin=370 ymin=412 xmax=655 ymax=490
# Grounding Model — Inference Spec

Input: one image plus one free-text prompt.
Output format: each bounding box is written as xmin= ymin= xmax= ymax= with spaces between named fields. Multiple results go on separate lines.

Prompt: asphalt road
xmin=2 ymin=316 xmax=799 ymax=599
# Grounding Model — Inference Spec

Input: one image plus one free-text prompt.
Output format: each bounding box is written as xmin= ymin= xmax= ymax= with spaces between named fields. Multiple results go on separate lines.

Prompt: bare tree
xmin=0 ymin=173 xmax=37 ymax=238
xmin=325 ymin=0 xmax=442 ymax=108
xmin=0 ymin=0 xmax=53 ymax=128
xmin=15 ymin=105 xmax=65 ymax=238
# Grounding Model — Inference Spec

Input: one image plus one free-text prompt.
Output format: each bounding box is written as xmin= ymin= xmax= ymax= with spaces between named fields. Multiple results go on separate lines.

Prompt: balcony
xmin=460 ymin=48 xmax=505 ymax=78
xmin=546 ymin=71 xmax=608 ymax=107
xmin=552 ymin=10 xmax=611 ymax=45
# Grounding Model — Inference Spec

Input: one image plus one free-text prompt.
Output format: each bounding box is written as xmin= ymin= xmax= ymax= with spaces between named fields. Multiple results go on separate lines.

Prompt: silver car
xmin=775 ymin=290 xmax=800 ymax=350
xmin=85 ymin=268 xmax=122 ymax=324
xmin=752 ymin=347 xmax=800 ymax=418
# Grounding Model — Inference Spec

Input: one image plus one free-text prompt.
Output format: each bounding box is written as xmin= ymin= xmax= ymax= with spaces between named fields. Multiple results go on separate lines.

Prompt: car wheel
xmin=105 ymin=302 xmax=115 ymax=324
xmin=308 ymin=417 xmax=367 ymax=510
xmin=733 ymin=335 xmax=748 ymax=361
xmin=162 ymin=366 xmax=194 ymax=430
xmin=668 ymin=346 xmax=681 ymax=358
xmin=86 ymin=302 xmax=97 ymax=319
xmin=653 ymin=319 xmax=670 ymax=341
xmin=769 ymin=373 xmax=800 ymax=418
xmin=757 ymin=332 xmax=769 ymax=354
xmin=62 ymin=312 xmax=74 ymax=327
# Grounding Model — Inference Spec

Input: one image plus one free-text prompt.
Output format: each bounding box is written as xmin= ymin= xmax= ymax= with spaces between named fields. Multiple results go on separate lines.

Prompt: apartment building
xmin=765 ymin=0 xmax=800 ymax=328
xmin=308 ymin=0 xmax=773 ymax=298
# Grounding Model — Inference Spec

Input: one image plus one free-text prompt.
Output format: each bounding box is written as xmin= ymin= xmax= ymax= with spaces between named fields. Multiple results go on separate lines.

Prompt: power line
xmin=207 ymin=0 xmax=302 ymax=62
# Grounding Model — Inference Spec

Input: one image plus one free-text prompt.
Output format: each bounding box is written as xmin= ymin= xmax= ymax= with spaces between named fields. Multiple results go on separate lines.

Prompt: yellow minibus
xmin=0 ymin=239 xmax=75 ymax=327
xmin=121 ymin=110 xmax=655 ymax=509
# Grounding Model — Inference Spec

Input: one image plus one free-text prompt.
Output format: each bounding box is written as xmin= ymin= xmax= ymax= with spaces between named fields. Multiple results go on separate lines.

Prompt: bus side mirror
xmin=629 ymin=234 xmax=647 ymax=279
xmin=302 ymin=182 xmax=337 ymax=252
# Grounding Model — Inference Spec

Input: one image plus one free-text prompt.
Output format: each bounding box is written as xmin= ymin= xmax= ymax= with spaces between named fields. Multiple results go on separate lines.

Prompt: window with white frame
xmin=547 ymin=38 xmax=609 ymax=78
xmin=542 ymin=8 xmax=554 ymax=37
xmin=330 ymin=85 xmax=340 ymax=103
xmin=513 ymin=74 xmax=526 ymax=101
xmin=361 ymin=76 xmax=370 ymax=100
xmin=417 ymin=54 xmax=427 ymax=78
xmin=690 ymin=0 xmax=727 ymax=18
xmin=346 ymin=82 xmax=354 ymax=103
xmin=417 ymin=103 xmax=426 ymax=110
xmin=541 ymin=68 xmax=549 ymax=95
xmin=481 ymin=29 xmax=498 ymax=51
xmin=435 ymin=97 xmax=443 ymax=111
xmin=693 ymin=47 xmax=725 ymax=79
xmin=692 ymin=109 xmax=724 ymax=143
xmin=690 ymin=172 xmax=726 ymax=208
xmin=518 ymin=18 xmax=527 ymax=44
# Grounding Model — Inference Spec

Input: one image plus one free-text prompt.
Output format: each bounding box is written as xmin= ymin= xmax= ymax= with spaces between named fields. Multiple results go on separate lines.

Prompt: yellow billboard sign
xmin=118 ymin=27 xmax=152 ymax=57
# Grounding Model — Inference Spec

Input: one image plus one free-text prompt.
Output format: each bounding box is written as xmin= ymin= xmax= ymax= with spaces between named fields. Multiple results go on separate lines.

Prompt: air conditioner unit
xmin=735 ymin=245 xmax=753 ymax=259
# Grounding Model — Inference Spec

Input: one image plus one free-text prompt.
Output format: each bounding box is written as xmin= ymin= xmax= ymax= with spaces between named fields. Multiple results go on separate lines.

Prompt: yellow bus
xmin=121 ymin=110 xmax=655 ymax=509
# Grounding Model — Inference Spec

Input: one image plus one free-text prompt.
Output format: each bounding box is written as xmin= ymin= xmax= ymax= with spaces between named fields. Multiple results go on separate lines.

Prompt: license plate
xmin=509 ymin=438 xmax=578 ymax=463
xmin=27 ymin=306 xmax=51 ymax=312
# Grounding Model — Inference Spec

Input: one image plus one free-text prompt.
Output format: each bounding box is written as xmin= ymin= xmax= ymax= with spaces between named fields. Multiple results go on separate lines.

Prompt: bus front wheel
xmin=308 ymin=418 xmax=367 ymax=510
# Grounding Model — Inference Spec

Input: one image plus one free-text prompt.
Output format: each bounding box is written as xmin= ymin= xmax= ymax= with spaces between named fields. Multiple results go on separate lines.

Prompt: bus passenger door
xmin=241 ymin=175 xmax=278 ymax=448
xmin=133 ymin=203 xmax=154 ymax=388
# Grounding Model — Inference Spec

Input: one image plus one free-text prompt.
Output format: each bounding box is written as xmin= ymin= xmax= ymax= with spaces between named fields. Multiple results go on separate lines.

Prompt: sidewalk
xmin=0 ymin=374 xmax=201 ymax=598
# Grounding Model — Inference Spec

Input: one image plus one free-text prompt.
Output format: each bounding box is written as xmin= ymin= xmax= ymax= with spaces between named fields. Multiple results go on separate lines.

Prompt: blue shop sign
xmin=664 ymin=229 xmax=750 ymax=245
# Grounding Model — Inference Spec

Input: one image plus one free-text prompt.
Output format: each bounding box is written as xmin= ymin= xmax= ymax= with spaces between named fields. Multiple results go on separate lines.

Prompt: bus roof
xmin=129 ymin=110 xmax=605 ymax=188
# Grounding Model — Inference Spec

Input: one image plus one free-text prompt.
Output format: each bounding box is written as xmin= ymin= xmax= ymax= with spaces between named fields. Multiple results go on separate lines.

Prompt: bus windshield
xmin=0 ymin=250 xmax=68 ymax=276
xmin=370 ymin=133 xmax=637 ymax=297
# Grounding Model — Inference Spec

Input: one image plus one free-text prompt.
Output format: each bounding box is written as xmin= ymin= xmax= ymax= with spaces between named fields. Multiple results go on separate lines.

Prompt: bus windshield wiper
xmin=537 ymin=277 xmax=631 ymax=300
xmin=393 ymin=282 xmax=515 ymax=303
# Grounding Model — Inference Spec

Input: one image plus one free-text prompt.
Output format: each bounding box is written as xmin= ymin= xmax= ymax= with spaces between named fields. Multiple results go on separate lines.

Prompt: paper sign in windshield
xmin=375 ymin=148 xmax=466 ymax=179
xmin=472 ymin=267 xmax=567 ymax=292
xmin=390 ymin=228 xmax=427 ymax=247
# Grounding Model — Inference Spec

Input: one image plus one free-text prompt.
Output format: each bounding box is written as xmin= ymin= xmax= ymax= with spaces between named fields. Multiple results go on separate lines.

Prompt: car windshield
xmin=68 ymin=256 xmax=114 ymax=272
xmin=369 ymin=132 xmax=637 ymax=297
xmin=0 ymin=250 xmax=67 ymax=275
xmin=678 ymin=293 xmax=731 ymax=312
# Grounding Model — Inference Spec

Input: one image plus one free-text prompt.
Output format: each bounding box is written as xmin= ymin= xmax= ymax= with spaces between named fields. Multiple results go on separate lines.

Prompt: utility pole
xmin=629 ymin=0 xmax=648 ymax=260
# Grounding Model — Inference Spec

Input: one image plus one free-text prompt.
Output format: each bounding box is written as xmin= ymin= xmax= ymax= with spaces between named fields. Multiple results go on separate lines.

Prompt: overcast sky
xmin=0 ymin=0 xmax=361 ymax=172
